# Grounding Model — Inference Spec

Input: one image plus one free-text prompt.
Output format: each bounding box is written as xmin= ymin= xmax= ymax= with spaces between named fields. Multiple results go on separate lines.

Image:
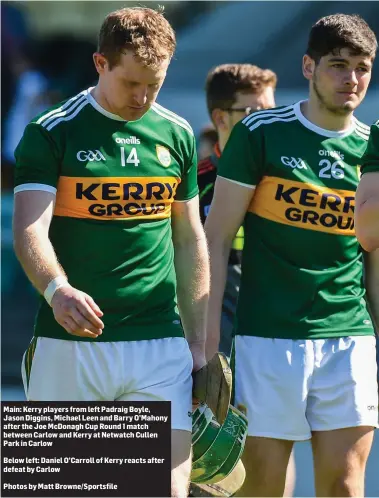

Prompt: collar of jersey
xmin=294 ymin=100 xmax=356 ymax=138
xmin=86 ymin=87 xmax=127 ymax=122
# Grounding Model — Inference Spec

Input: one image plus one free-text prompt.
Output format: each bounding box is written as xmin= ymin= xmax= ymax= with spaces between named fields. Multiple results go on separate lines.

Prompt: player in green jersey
xmin=197 ymin=63 xmax=296 ymax=498
xmin=13 ymin=8 xmax=209 ymax=497
xmin=198 ymin=63 xmax=277 ymax=343
xmin=205 ymin=14 xmax=378 ymax=497
xmin=356 ymin=120 xmax=379 ymax=251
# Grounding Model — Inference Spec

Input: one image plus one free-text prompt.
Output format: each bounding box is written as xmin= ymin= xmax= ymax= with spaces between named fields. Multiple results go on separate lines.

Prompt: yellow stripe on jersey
xmin=54 ymin=176 xmax=180 ymax=220
xmin=249 ymin=176 xmax=356 ymax=235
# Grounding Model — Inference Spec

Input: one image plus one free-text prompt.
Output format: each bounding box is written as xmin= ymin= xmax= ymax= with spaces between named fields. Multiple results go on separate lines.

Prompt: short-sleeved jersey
xmin=15 ymin=87 xmax=198 ymax=342
xmin=361 ymin=120 xmax=379 ymax=174
xmin=218 ymin=102 xmax=374 ymax=340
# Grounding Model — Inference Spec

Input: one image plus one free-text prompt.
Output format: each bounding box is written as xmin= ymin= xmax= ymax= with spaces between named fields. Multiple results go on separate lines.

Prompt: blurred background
xmin=1 ymin=2 xmax=379 ymax=495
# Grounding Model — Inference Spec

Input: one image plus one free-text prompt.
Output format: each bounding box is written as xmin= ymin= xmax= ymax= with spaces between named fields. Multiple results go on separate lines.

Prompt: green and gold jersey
xmin=15 ymin=87 xmax=198 ymax=342
xmin=218 ymin=102 xmax=374 ymax=340
xmin=361 ymin=120 xmax=379 ymax=174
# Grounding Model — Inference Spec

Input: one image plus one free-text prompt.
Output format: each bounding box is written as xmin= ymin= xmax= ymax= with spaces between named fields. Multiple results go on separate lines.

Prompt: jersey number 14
xmin=120 ymin=147 xmax=140 ymax=167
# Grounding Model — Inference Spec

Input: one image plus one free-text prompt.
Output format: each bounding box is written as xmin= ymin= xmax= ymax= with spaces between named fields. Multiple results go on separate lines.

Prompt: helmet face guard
xmin=191 ymin=403 xmax=248 ymax=484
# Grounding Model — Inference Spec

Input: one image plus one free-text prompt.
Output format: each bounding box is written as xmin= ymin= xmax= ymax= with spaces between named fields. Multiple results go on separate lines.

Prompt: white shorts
xmin=233 ymin=335 xmax=379 ymax=440
xmin=22 ymin=336 xmax=193 ymax=431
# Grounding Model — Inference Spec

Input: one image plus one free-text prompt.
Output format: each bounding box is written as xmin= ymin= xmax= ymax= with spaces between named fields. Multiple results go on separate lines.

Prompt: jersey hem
xmin=34 ymin=325 xmax=185 ymax=342
xmin=234 ymin=329 xmax=375 ymax=340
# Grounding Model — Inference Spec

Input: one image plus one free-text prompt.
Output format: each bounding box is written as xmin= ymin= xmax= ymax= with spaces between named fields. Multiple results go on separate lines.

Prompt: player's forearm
xmin=13 ymin=225 xmax=66 ymax=296
xmin=174 ymin=235 xmax=210 ymax=345
xmin=355 ymin=198 xmax=379 ymax=252
xmin=364 ymin=250 xmax=379 ymax=334
xmin=206 ymin=236 xmax=232 ymax=357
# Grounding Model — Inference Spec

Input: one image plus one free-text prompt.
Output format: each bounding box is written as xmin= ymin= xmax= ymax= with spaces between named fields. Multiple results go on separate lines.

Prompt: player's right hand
xmin=50 ymin=285 xmax=104 ymax=338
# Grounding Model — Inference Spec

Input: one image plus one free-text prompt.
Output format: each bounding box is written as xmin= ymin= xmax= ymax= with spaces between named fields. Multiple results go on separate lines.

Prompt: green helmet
xmin=191 ymin=403 xmax=248 ymax=485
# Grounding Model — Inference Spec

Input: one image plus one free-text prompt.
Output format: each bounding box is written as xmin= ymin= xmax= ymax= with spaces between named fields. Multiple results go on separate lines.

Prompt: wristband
xmin=44 ymin=276 xmax=69 ymax=306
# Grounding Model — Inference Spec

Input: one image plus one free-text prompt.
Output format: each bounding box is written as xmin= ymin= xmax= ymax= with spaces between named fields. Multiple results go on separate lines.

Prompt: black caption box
xmin=1 ymin=402 xmax=171 ymax=497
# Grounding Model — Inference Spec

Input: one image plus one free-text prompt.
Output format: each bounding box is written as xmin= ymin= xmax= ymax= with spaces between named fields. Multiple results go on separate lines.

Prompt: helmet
xmin=191 ymin=402 xmax=248 ymax=485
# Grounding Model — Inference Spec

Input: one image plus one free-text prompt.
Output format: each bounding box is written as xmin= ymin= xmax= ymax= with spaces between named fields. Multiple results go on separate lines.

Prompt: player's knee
xmin=317 ymin=456 xmax=365 ymax=497
xmin=321 ymin=451 xmax=366 ymax=479
xmin=330 ymin=474 xmax=364 ymax=497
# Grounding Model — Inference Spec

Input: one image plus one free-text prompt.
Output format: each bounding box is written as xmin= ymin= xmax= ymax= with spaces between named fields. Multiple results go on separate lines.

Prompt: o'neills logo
xmin=249 ymin=176 xmax=356 ymax=235
xmin=115 ymin=136 xmax=140 ymax=145
xmin=54 ymin=176 xmax=179 ymax=220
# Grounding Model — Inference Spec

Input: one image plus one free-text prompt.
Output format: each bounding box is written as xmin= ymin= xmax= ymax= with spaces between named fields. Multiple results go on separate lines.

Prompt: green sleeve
xmin=14 ymin=123 xmax=61 ymax=189
xmin=361 ymin=121 xmax=379 ymax=175
xmin=217 ymin=120 xmax=264 ymax=186
xmin=175 ymin=133 xmax=199 ymax=201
